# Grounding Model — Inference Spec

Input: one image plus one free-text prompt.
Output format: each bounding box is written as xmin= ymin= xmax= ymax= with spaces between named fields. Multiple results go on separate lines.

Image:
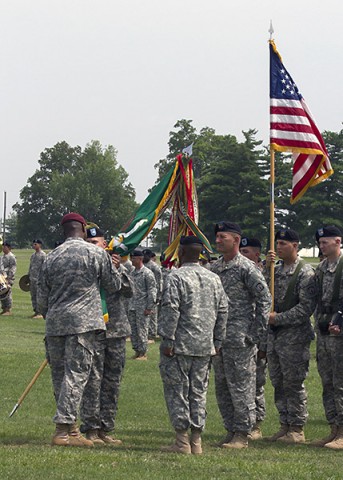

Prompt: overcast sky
xmin=1 ymin=0 xmax=342 ymax=215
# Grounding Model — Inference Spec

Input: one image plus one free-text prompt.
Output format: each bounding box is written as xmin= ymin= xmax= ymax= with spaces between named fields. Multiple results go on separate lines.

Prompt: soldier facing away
xmin=28 ymin=239 xmax=46 ymax=318
xmin=158 ymin=235 xmax=228 ymax=454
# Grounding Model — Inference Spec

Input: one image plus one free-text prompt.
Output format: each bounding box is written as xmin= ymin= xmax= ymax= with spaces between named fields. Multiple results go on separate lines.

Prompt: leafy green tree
xmin=13 ymin=141 xmax=137 ymax=247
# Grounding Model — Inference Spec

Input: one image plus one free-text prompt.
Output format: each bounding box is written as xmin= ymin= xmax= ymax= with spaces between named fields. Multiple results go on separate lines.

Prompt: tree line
xmin=4 ymin=121 xmax=343 ymax=250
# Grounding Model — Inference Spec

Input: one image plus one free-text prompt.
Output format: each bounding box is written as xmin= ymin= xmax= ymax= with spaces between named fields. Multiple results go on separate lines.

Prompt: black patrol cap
xmin=32 ymin=239 xmax=42 ymax=244
xmin=180 ymin=235 xmax=203 ymax=246
xmin=214 ymin=221 xmax=242 ymax=236
xmin=2 ymin=241 xmax=11 ymax=247
xmin=86 ymin=226 xmax=105 ymax=238
xmin=130 ymin=249 xmax=144 ymax=257
xmin=315 ymin=225 xmax=343 ymax=242
xmin=240 ymin=237 xmax=262 ymax=249
xmin=275 ymin=229 xmax=300 ymax=242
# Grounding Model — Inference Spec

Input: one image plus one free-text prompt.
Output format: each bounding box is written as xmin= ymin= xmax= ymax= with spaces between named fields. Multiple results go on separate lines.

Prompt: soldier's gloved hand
xmin=144 ymin=309 xmax=153 ymax=316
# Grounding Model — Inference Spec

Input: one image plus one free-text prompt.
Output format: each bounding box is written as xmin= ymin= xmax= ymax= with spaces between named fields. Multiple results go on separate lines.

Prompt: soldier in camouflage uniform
xmin=143 ymin=249 xmax=163 ymax=340
xmin=265 ymin=229 xmax=316 ymax=444
xmin=80 ymin=225 xmax=133 ymax=445
xmin=28 ymin=239 xmax=46 ymax=318
xmin=312 ymin=225 xmax=343 ymax=450
xmin=0 ymin=241 xmax=17 ymax=316
xmin=211 ymin=222 xmax=271 ymax=449
xmin=37 ymin=213 xmax=122 ymax=447
xmin=158 ymin=235 xmax=228 ymax=454
xmin=240 ymin=236 xmax=268 ymax=440
xmin=128 ymin=249 xmax=157 ymax=360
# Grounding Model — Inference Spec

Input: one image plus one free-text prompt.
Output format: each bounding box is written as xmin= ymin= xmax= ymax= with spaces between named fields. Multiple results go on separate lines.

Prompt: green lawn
xmin=0 ymin=251 xmax=342 ymax=480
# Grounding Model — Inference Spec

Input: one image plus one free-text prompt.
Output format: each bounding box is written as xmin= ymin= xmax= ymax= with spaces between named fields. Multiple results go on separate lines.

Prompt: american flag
xmin=269 ymin=40 xmax=333 ymax=203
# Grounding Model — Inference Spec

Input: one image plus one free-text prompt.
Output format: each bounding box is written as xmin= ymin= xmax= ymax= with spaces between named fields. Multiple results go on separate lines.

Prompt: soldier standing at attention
xmin=128 ymin=249 xmax=157 ymax=360
xmin=37 ymin=213 xmax=122 ymax=447
xmin=239 ymin=237 xmax=267 ymax=440
xmin=0 ymin=241 xmax=17 ymax=316
xmin=28 ymin=239 xmax=46 ymax=318
xmin=80 ymin=225 xmax=133 ymax=445
xmin=265 ymin=229 xmax=316 ymax=443
xmin=211 ymin=222 xmax=271 ymax=449
xmin=158 ymin=235 xmax=228 ymax=454
xmin=312 ymin=225 xmax=343 ymax=450
xmin=143 ymin=248 xmax=163 ymax=341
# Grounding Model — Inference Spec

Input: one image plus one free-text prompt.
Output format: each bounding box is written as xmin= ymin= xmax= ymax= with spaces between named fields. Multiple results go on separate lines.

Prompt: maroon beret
xmin=61 ymin=212 xmax=86 ymax=226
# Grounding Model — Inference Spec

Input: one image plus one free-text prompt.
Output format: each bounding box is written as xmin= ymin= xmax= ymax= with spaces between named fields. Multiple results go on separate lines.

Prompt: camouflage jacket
xmin=1 ymin=252 xmax=17 ymax=286
xmin=211 ymin=253 xmax=271 ymax=350
xmin=38 ymin=237 xmax=122 ymax=336
xmin=129 ymin=265 xmax=157 ymax=311
xmin=266 ymin=257 xmax=316 ymax=343
xmin=29 ymin=250 xmax=46 ymax=282
xmin=158 ymin=262 xmax=228 ymax=356
xmin=105 ymin=264 xmax=133 ymax=338
xmin=145 ymin=259 xmax=163 ymax=301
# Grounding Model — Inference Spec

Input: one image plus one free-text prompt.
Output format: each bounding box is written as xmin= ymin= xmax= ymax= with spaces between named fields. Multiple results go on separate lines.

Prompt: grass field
xmin=0 ymin=250 xmax=342 ymax=480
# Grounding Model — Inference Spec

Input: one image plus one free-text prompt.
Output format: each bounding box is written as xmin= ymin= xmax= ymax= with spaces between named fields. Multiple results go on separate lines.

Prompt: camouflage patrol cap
xmin=214 ymin=221 xmax=241 ymax=235
xmin=315 ymin=225 xmax=342 ymax=242
xmin=275 ymin=229 xmax=299 ymax=242
xmin=240 ymin=237 xmax=262 ymax=249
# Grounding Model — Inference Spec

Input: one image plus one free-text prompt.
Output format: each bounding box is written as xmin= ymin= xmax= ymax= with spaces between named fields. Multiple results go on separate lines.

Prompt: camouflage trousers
xmin=30 ymin=280 xmax=39 ymax=314
xmin=255 ymin=356 xmax=267 ymax=422
xmin=128 ymin=310 xmax=150 ymax=354
xmin=80 ymin=335 xmax=126 ymax=433
xmin=1 ymin=288 xmax=13 ymax=310
xmin=148 ymin=306 xmax=158 ymax=338
xmin=159 ymin=352 xmax=211 ymax=431
xmin=267 ymin=337 xmax=310 ymax=426
xmin=316 ymin=333 xmax=343 ymax=426
xmin=212 ymin=344 xmax=256 ymax=433
xmin=46 ymin=331 xmax=97 ymax=424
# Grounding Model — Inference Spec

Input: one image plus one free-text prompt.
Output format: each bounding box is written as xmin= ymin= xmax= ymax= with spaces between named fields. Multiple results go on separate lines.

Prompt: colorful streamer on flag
xmin=269 ymin=40 xmax=333 ymax=203
xmin=108 ymin=152 xmax=212 ymax=259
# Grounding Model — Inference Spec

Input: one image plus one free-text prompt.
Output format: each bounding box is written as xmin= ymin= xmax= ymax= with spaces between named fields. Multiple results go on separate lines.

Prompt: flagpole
xmin=269 ymin=147 xmax=275 ymax=310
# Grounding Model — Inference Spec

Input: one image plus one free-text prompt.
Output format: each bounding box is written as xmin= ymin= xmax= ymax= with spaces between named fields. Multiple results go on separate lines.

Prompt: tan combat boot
xmin=135 ymin=354 xmax=148 ymax=361
xmin=51 ymin=424 xmax=69 ymax=446
xmin=265 ymin=423 xmax=289 ymax=441
xmin=248 ymin=421 xmax=263 ymax=440
xmin=68 ymin=423 xmax=94 ymax=447
xmin=222 ymin=432 xmax=248 ymax=449
xmin=325 ymin=426 xmax=343 ymax=450
xmin=1 ymin=309 xmax=12 ymax=316
xmin=85 ymin=429 xmax=106 ymax=445
xmin=98 ymin=429 xmax=123 ymax=446
xmin=311 ymin=424 xmax=338 ymax=447
xmin=162 ymin=430 xmax=191 ymax=454
xmin=190 ymin=429 xmax=202 ymax=455
xmin=216 ymin=431 xmax=234 ymax=446
xmin=277 ymin=425 xmax=305 ymax=444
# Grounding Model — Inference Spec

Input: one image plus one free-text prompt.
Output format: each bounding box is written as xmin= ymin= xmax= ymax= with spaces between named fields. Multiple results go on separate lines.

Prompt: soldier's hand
xmin=268 ymin=312 xmax=277 ymax=325
xmin=144 ymin=309 xmax=153 ymax=316
xmin=266 ymin=250 xmax=276 ymax=268
xmin=329 ymin=324 xmax=341 ymax=335
xmin=257 ymin=350 xmax=267 ymax=359
xmin=111 ymin=254 xmax=121 ymax=269
xmin=162 ymin=346 xmax=174 ymax=357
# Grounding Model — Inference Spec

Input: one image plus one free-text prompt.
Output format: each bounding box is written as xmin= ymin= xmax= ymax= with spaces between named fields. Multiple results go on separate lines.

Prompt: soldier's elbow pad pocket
xmin=159 ymin=355 xmax=182 ymax=385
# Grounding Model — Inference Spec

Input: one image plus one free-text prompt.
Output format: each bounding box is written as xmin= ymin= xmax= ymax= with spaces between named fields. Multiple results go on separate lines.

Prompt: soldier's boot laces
xmin=325 ymin=426 xmax=343 ymax=450
xmin=277 ymin=425 xmax=305 ymax=444
xmin=311 ymin=424 xmax=338 ymax=447
xmin=162 ymin=430 xmax=191 ymax=454
xmin=98 ymin=429 xmax=123 ymax=446
xmin=248 ymin=421 xmax=263 ymax=440
xmin=51 ymin=424 xmax=69 ymax=446
xmin=222 ymin=432 xmax=248 ymax=449
xmin=68 ymin=423 xmax=94 ymax=447
xmin=217 ymin=431 xmax=234 ymax=446
xmin=85 ymin=429 xmax=106 ymax=445
xmin=265 ymin=423 xmax=289 ymax=442
xmin=190 ymin=429 xmax=202 ymax=455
